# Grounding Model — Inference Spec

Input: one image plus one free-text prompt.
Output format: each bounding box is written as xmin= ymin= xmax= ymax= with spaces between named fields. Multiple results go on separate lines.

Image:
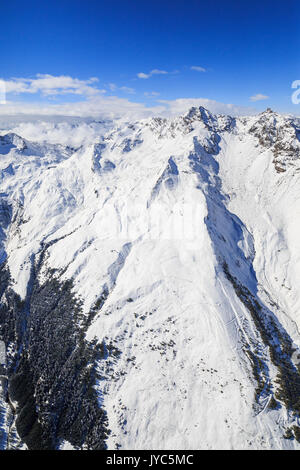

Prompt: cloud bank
xmin=250 ymin=93 xmax=269 ymax=102
xmin=4 ymin=74 xmax=103 ymax=97
xmin=190 ymin=66 xmax=206 ymax=72
xmin=0 ymin=95 xmax=256 ymax=121
xmin=0 ymin=97 xmax=256 ymax=148
xmin=0 ymin=74 xmax=258 ymax=126
xmin=137 ymin=69 xmax=168 ymax=79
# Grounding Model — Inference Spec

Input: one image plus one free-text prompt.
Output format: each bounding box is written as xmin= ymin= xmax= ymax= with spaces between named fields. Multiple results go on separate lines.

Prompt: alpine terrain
xmin=0 ymin=106 xmax=300 ymax=450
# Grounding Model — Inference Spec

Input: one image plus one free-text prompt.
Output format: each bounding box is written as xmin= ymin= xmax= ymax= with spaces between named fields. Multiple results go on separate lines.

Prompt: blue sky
xmin=1 ymin=0 xmax=300 ymax=117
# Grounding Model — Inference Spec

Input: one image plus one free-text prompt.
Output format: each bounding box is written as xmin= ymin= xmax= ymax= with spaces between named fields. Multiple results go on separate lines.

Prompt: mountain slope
xmin=0 ymin=107 xmax=300 ymax=449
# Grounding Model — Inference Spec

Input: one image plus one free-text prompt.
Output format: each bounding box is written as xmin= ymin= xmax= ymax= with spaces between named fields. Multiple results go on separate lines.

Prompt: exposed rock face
xmin=248 ymin=109 xmax=300 ymax=172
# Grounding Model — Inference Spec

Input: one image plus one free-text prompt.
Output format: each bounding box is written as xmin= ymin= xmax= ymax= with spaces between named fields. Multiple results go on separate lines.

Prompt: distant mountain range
xmin=0 ymin=106 xmax=300 ymax=449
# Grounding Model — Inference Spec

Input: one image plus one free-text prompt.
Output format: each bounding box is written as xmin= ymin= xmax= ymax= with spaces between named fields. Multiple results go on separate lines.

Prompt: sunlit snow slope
xmin=0 ymin=107 xmax=300 ymax=450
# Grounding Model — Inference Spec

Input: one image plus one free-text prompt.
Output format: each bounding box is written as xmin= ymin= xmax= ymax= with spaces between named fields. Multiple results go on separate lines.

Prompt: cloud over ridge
xmin=0 ymin=73 xmax=258 ymax=123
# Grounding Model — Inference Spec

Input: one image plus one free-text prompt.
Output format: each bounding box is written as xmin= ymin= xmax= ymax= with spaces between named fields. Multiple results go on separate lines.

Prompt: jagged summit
xmin=260 ymin=107 xmax=275 ymax=114
xmin=184 ymin=105 xmax=214 ymax=121
xmin=0 ymin=132 xmax=27 ymax=150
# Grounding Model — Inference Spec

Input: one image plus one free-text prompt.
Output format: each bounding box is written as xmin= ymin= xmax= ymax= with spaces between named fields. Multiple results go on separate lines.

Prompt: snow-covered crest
xmin=0 ymin=107 xmax=300 ymax=449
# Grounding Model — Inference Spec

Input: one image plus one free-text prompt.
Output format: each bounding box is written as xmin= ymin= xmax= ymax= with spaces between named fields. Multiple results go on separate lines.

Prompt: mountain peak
xmin=184 ymin=105 xmax=214 ymax=121
xmin=1 ymin=113 xmax=300 ymax=450
xmin=260 ymin=107 xmax=276 ymax=116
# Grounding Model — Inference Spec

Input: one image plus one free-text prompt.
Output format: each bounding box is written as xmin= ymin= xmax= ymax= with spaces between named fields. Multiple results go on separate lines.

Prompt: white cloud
xmin=0 ymin=95 xmax=256 ymax=122
xmin=144 ymin=91 xmax=160 ymax=97
xmin=150 ymin=69 xmax=168 ymax=75
xmin=119 ymin=86 xmax=135 ymax=94
xmin=1 ymin=120 xmax=109 ymax=147
xmin=108 ymin=83 xmax=117 ymax=91
xmin=0 ymin=74 xmax=258 ymax=121
xmin=190 ymin=66 xmax=206 ymax=72
xmin=0 ymin=97 xmax=260 ymax=148
xmin=0 ymin=96 xmax=165 ymax=120
xmin=107 ymin=83 xmax=135 ymax=94
xmin=3 ymin=74 xmax=136 ymax=101
xmin=137 ymin=69 xmax=168 ymax=79
xmin=3 ymin=74 xmax=103 ymax=97
xmin=250 ymin=93 xmax=269 ymax=102
xmin=137 ymin=73 xmax=150 ymax=79
xmin=0 ymin=79 xmax=5 ymax=104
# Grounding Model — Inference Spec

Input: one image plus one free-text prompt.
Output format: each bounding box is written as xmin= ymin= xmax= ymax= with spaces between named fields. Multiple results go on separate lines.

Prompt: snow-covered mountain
xmin=1 ymin=106 xmax=300 ymax=450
